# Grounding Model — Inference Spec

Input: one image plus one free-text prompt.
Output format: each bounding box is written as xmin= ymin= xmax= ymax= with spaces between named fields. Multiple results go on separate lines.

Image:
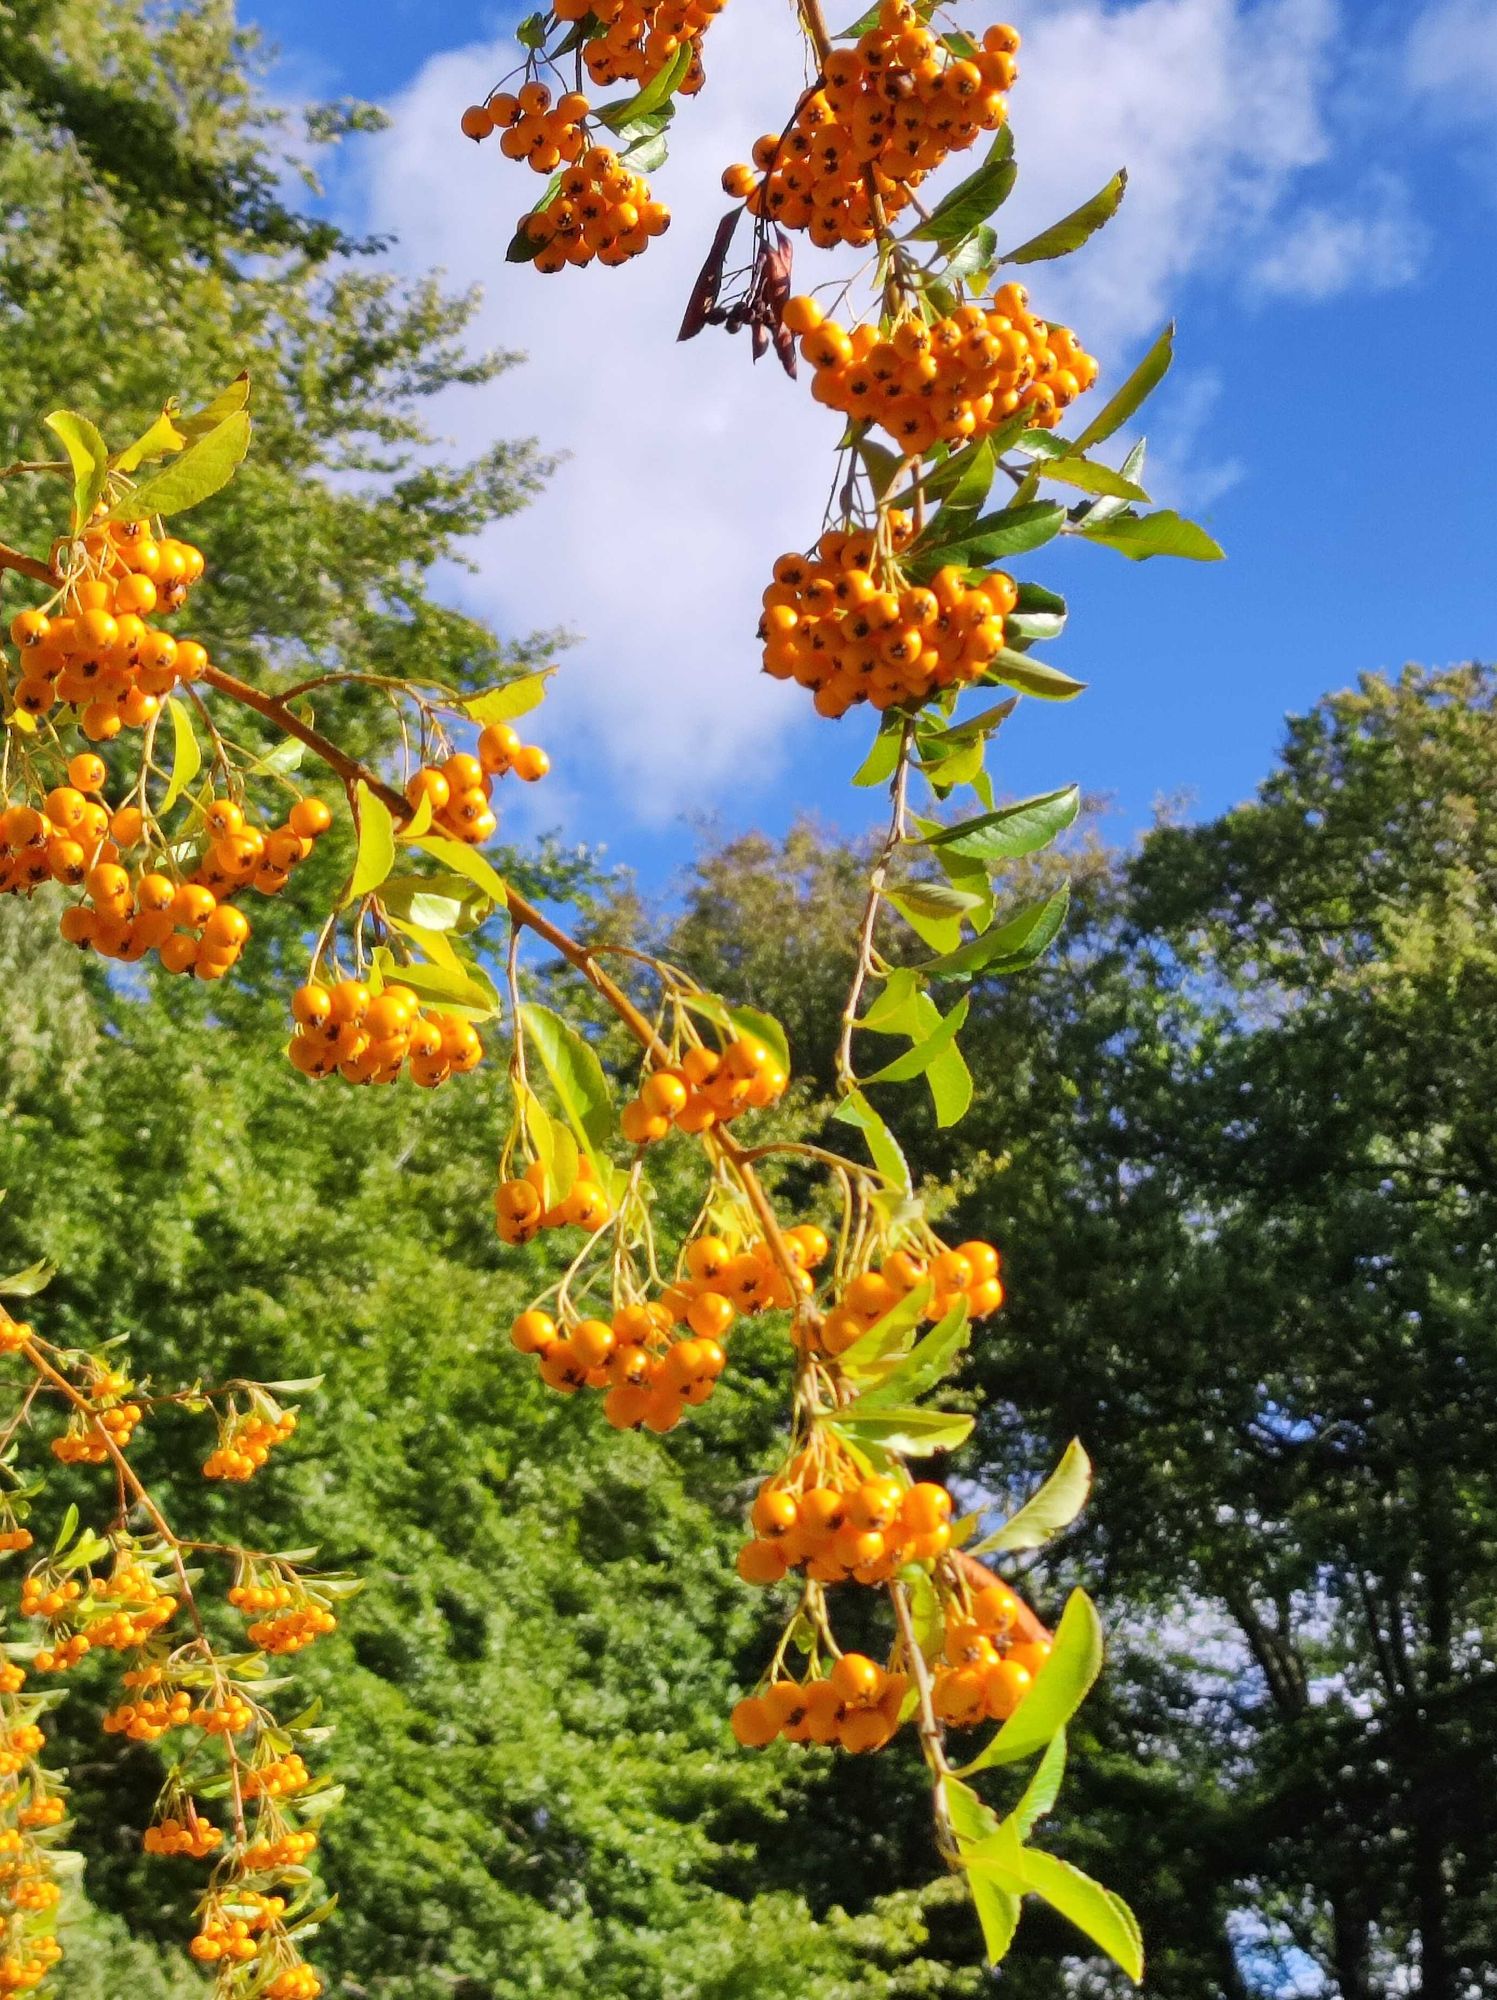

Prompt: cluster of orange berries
xmin=723 ymin=8 xmax=1016 ymax=248
xmin=0 ymin=1936 xmax=62 ymax=1993
xmin=463 ymin=80 xmax=591 ymax=168
xmin=145 ymin=1813 xmax=222 ymax=1858
xmin=266 ymin=1968 xmax=323 ymax=2000
xmin=243 ymin=1828 xmax=318 ymax=1872
xmin=244 ymin=1753 xmax=310 ymax=1802
xmin=17 ymin=1578 xmax=80 ymax=1625
xmin=185 ymin=793 xmax=332 ymax=906
xmin=8 ymin=1794 xmax=62 ymax=1834
xmin=190 ymin=1891 xmax=286 ymax=1964
xmin=521 ymin=148 xmax=670 ymax=272
xmin=288 ymin=978 xmax=483 ymax=1087
xmin=761 ymin=527 xmax=1019 ymax=717
xmin=738 ymin=1468 xmax=953 ymax=1588
xmin=5 ymin=523 xmax=209 ymax=737
xmin=51 ymin=1396 xmax=141 ymax=1464
xmin=816 ymin=1239 xmax=1003 ymax=1357
xmin=231 ymin=1579 xmax=336 ymax=1656
xmin=933 ymin=1578 xmax=1050 ymax=1727
xmin=30 ymin=1634 xmax=88 ymax=1675
xmin=731 ymin=1652 xmax=909 ymax=1753
xmin=204 ymin=1408 xmax=297 ymax=1481
xmin=566 ymin=0 xmax=718 ymax=93
xmin=86 ymin=1566 xmax=179 ymax=1651
xmin=619 ymin=1037 xmax=788 ymax=1145
xmin=494 ymin=1158 xmax=612 ymax=1245
xmin=0 ymin=1529 xmax=32 ymax=1555
xmin=513 ymin=1225 xmax=826 ymax=1429
xmin=103 ymin=1689 xmax=194 ymax=1743
xmin=0 ymin=1726 xmax=45 ymax=1780
xmin=407 ymin=727 xmax=548 ymax=846
xmin=791 ymin=286 xmax=1098 ymax=451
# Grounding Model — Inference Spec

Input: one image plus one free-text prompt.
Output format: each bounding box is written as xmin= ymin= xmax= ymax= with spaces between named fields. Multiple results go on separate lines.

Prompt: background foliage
xmin=0 ymin=5 xmax=1492 ymax=1996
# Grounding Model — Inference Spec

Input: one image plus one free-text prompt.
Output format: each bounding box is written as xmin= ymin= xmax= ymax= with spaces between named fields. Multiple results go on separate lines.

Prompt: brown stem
xmin=0 ymin=541 xmax=60 ymax=588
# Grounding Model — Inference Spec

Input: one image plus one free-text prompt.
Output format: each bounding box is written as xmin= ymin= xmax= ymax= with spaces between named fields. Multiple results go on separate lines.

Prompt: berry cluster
xmin=494 ymin=1158 xmax=612 ymax=1245
xmin=190 ymin=1891 xmax=286 ymax=1965
xmin=724 ymin=8 xmax=1016 ymax=248
xmin=103 ymin=1689 xmax=194 ymax=1743
xmin=4 ymin=758 xmax=333 ymax=973
xmin=231 ymin=1578 xmax=337 ymax=1656
xmin=792 ymin=286 xmax=1098 ymax=449
xmin=521 ymin=148 xmax=670 ymax=272
xmin=761 ymin=528 xmax=1019 ymax=717
xmin=816 ymin=1239 xmax=1003 ymax=1357
xmin=288 ymin=978 xmax=484 ymax=1086
xmin=737 ymin=1467 xmax=953 ymax=1587
xmin=243 ymin=1753 xmax=311 ymax=1802
xmin=5 ymin=522 xmax=209 ymax=737
xmin=144 ymin=1812 xmax=222 ymax=1859
xmin=465 ymin=82 xmax=592 ymax=167
xmin=0 ymin=1936 xmax=62 ymax=1993
xmin=242 ymin=1829 xmax=318 ymax=1872
xmin=619 ymin=1036 xmax=788 ymax=1144
xmin=204 ymin=1407 xmax=298 ymax=1481
xmin=731 ymin=1652 xmax=909 ymax=1753
xmin=51 ymin=1397 xmax=141 ymax=1465
xmin=407 ymin=727 xmax=548 ymax=846
xmin=564 ymin=0 xmax=719 ymax=93
xmin=932 ymin=1578 xmax=1050 ymax=1726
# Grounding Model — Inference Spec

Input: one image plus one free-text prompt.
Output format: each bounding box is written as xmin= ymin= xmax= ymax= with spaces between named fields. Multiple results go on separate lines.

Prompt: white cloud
xmin=1251 ymin=168 xmax=1426 ymax=298
xmin=1409 ymin=0 xmax=1497 ymax=113
xmin=337 ymin=0 xmax=1367 ymax=816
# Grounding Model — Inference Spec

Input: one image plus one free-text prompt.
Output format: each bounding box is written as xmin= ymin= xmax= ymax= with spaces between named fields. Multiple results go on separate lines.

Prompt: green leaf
xmin=958 ymin=1590 xmax=1104 ymax=1771
xmin=372 ymin=950 xmax=499 ymax=1021
xmin=923 ymin=697 xmax=1018 ymax=749
xmin=929 ymin=439 xmax=997 ymax=537
xmin=858 ymin=438 xmax=903 ymax=499
xmin=832 ymin=1404 xmax=974 ymax=1457
xmin=52 ymin=1504 xmax=79 ymax=1557
xmin=927 ymin=1036 xmax=975 ymax=1126
xmin=599 ymin=43 xmax=692 ymax=127
xmin=1011 ymin=1729 xmax=1068 ymax=1838
xmin=619 ymin=130 xmax=670 ymax=172
xmin=0 ymin=1259 xmax=52 ymax=1300
xmin=924 ymin=785 xmax=1080 ymax=863
xmin=177 ymin=375 xmax=251 ymax=443
xmin=1007 ymin=583 xmax=1067 ymax=643
xmin=972 ymin=1439 xmax=1092 ymax=1556
xmin=345 ymin=782 xmax=398 ymax=905
xmin=463 ymin=671 xmax=553 ymax=724
xmin=1077 ymin=509 xmax=1224 ymax=562
xmin=1001 ymin=169 xmax=1126 ymax=265
xmin=515 ymin=10 xmax=546 ymax=46
xmin=520 ymin=1003 xmax=617 ymax=1157
xmin=921 ymin=881 xmax=1072 ymax=980
xmin=727 ymin=1003 xmax=790 ymax=1076
xmin=852 ymin=721 xmax=906 ymax=789
xmin=909 ymin=502 xmax=1065 ymax=580
xmin=106 ymin=410 xmax=251 ymax=523
xmin=1025 ymin=454 xmax=1149 ymax=502
xmin=985 ymin=652 xmax=1086 ymax=702
xmin=858 ymin=966 xmax=931 ymax=1039
xmin=160 ymin=696 xmax=202 ymax=813
xmin=832 ymin=1089 xmax=911 ymax=1192
xmin=887 ymin=882 xmax=983 ymax=955
xmin=912 ymin=134 xmax=1017 ymax=249
xmin=944 ymin=1775 xmax=1001 ymax=1847
xmin=944 ymin=224 xmax=999 ymax=287
xmin=1000 ymin=1848 xmax=1144 ymax=1980
xmin=1072 ymin=322 xmax=1174 ymax=453
xmin=836 ymin=1279 xmax=934 ymax=1379
xmin=862 ymin=997 xmax=969 ymax=1086
xmin=44 ymin=410 xmax=110 ymax=534
xmin=412 ymin=836 xmax=509 ymax=910
xmin=857 ymin=1299 xmax=971 ymax=1410
xmin=113 ymin=405 xmax=186 ymax=475
xmin=966 ymin=1866 xmax=1021 ymax=1964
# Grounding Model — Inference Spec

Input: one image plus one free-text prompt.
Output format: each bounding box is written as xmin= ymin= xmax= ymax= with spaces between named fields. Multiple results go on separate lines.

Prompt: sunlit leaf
xmin=44 ymin=410 xmax=110 ymax=533
xmin=1001 ymin=169 xmax=1126 ymax=265
xmin=971 ymin=1439 xmax=1093 ymax=1556
xmin=345 ymin=782 xmax=397 ymax=905
xmin=106 ymin=410 xmax=251 ymax=523
xmin=958 ymin=1591 xmax=1104 ymax=1771
xmin=160 ymin=696 xmax=202 ymax=812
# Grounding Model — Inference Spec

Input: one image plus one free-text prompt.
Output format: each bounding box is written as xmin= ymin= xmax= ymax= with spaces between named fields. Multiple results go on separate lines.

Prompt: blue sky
xmin=240 ymin=0 xmax=1497 ymax=888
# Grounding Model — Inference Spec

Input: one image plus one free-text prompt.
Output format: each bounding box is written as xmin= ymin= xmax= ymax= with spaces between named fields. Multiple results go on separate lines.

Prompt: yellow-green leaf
xmin=957 ymin=1590 xmax=1104 ymax=1772
xmin=413 ymin=835 xmax=508 ymax=909
xmin=160 ymin=697 xmax=202 ymax=812
xmin=106 ymin=410 xmax=251 ymax=524
xmin=463 ymin=671 xmax=554 ymax=725
xmin=345 ymin=782 xmax=397 ymax=905
xmin=970 ymin=1439 xmax=1092 ymax=1556
xmin=520 ymin=1003 xmax=617 ymax=1157
xmin=178 ymin=374 xmax=251 ymax=442
xmin=44 ymin=410 xmax=110 ymax=534
xmin=114 ymin=406 xmax=186 ymax=475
